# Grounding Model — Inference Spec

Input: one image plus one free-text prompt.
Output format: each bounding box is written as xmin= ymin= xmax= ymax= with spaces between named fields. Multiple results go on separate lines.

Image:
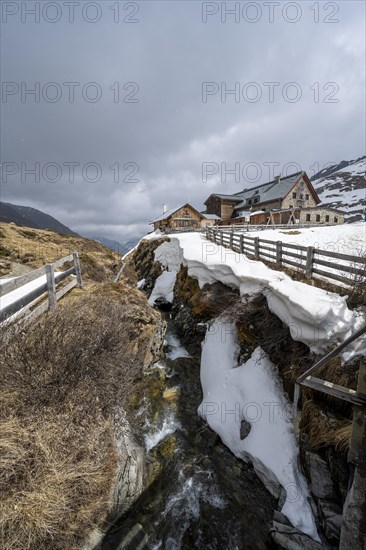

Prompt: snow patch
xmin=198 ymin=319 xmax=319 ymax=541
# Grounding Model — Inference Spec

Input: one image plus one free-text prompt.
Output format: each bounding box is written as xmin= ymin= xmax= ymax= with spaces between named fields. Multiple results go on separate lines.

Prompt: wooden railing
xmin=206 ymin=227 xmax=366 ymax=287
xmin=0 ymin=252 xmax=83 ymax=324
xmin=295 ymin=324 xmax=366 ymax=408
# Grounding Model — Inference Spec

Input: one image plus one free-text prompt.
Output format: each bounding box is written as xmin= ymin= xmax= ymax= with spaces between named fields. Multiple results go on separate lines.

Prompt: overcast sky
xmin=1 ymin=0 xmax=365 ymax=242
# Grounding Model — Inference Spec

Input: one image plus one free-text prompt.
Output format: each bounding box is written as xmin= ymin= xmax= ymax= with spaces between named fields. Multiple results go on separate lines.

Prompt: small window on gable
xmin=292 ymin=192 xmax=296 ymax=198
xmin=306 ymin=194 xmax=309 ymax=200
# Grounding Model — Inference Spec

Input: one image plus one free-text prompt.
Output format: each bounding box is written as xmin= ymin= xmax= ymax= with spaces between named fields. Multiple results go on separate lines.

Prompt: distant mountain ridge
xmin=0 ymin=202 xmax=79 ymax=236
xmin=311 ymin=156 xmax=366 ymax=223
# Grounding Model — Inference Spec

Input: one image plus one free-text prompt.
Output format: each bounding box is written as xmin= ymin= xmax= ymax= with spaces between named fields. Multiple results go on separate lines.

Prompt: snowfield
xmin=247 ymin=222 xmax=366 ymax=256
xmin=198 ymin=321 xmax=319 ymax=540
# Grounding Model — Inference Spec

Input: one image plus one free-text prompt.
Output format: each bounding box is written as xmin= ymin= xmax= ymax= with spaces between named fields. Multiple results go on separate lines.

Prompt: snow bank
xmin=148 ymin=270 xmax=177 ymax=305
xmin=148 ymin=233 xmax=365 ymax=357
xmin=198 ymin=319 xmax=319 ymax=541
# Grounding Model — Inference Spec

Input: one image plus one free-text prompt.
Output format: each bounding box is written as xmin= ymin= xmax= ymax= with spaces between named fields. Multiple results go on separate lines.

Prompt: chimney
xmin=162 ymin=204 xmax=167 ymax=213
xmin=274 ymin=175 xmax=281 ymax=183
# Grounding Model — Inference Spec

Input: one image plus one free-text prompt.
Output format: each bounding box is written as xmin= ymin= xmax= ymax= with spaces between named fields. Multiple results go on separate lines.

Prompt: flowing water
xmin=101 ymin=319 xmax=277 ymax=550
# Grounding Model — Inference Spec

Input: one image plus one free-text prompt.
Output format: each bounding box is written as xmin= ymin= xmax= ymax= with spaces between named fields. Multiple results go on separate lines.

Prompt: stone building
xmin=204 ymin=171 xmax=344 ymax=226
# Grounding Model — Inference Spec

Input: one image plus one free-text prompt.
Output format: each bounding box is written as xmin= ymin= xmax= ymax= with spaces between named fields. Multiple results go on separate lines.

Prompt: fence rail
xmin=206 ymin=227 xmax=366 ymax=287
xmin=0 ymin=252 xmax=83 ymax=324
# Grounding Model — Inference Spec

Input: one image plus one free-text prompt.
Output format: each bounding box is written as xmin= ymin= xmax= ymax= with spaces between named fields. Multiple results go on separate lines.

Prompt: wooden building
xmin=151 ymin=203 xmax=221 ymax=231
xmin=204 ymin=171 xmax=344 ymax=226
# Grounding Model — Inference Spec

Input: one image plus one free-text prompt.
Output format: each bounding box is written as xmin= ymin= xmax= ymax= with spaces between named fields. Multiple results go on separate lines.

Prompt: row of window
xmin=305 ymin=214 xmax=338 ymax=223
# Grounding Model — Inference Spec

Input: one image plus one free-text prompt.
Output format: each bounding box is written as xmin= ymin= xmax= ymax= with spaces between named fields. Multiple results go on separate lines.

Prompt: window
xmin=334 ymin=216 xmax=338 ymax=223
xmin=306 ymin=214 xmax=311 ymax=221
xmin=183 ymin=209 xmax=190 ymax=218
xmin=325 ymin=215 xmax=329 ymax=222
xmin=292 ymin=192 xmax=296 ymax=198
xmin=254 ymin=197 xmax=259 ymax=203
xmin=300 ymin=194 xmax=303 ymax=200
xmin=306 ymin=194 xmax=309 ymax=201
xmin=316 ymin=214 xmax=320 ymax=222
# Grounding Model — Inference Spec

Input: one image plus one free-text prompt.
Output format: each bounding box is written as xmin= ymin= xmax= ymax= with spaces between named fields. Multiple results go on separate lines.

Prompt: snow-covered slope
xmin=311 ymin=156 xmax=366 ymax=223
xmin=150 ymin=232 xmax=366 ymax=357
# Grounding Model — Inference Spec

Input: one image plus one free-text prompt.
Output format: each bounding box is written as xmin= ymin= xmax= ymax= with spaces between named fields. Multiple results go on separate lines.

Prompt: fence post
xmin=230 ymin=231 xmax=234 ymax=249
xmin=45 ymin=263 xmax=57 ymax=312
xmin=220 ymin=231 xmax=224 ymax=247
xmin=276 ymin=241 xmax=282 ymax=268
xmin=254 ymin=237 xmax=260 ymax=260
xmin=305 ymin=246 xmax=314 ymax=279
xmin=73 ymin=252 xmax=83 ymax=288
xmin=240 ymin=234 xmax=244 ymax=254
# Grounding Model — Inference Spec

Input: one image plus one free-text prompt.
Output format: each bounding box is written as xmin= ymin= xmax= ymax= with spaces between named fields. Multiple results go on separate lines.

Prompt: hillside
xmin=0 ymin=201 xmax=79 ymax=237
xmin=0 ymin=222 xmax=121 ymax=282
xmin=311 ymin=156 xmax=366 ymax=223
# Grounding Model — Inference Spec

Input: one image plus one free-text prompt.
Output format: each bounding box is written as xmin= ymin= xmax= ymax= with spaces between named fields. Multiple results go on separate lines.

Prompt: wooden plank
xmin=281 ymin=258 xmax=304 ymax=269
xmin=281 ymin=242 xmax=308 ymax=252
xmin=0 ymin=265 xmax=46 ymax=297
xmin=301 ymin=376 xmax=366 ymax=407
xmin=306 ymin=246 xmax=315 ymax=279
xmin=276 ymin=241 xmax=282 ymax=268
xmin=52 ymin=253 xmax=74 ymax=270
xmin=0 ymin=282 xmax=49 ymax=323
xmin=312 ymin=268 xmax=350 ymax=285
xmin=72 ymin=252 xmax=83 ymax=288
xmin=258 ymin=244 xmax=276 ymax=253
xmin=45 ymin=264 xmax=57 ymax=312
xmin=254 ymin=237 xmax=260 ymax=260
xmin=315 ymin=249 xmax=366 ymax=264
xmin=20 ymin=279 xmax=78 ymax=327
xmin=258 ymin=250 xmax=277 ymax=261
xmin=281 ymin=251 xmax=307 ymax=261
xmin=315 ymin=258 xmax=366 ymax=277
xmin=297 ymin=324 xmax=366 ymax=384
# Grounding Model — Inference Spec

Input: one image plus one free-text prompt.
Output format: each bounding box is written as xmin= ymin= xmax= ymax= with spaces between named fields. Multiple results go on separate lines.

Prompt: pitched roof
xmin=151 ymin=203 xmax=204 ymax=224
xmin=201 ymin=213 xmax=221 ymax=220
xmin=234 ymin=171 xmax=304 ymax=209
xmin=204 ymin=193 xmax=242 ymax=204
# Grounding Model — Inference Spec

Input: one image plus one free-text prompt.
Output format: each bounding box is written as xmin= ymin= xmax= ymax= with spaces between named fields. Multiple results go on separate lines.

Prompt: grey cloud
xmin=1 ymin=0 xmax=365 ymax=240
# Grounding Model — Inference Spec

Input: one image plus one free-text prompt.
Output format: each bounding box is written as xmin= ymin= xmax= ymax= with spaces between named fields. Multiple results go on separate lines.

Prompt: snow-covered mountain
xmin=311 ymin=156 xmax=366 ymax=223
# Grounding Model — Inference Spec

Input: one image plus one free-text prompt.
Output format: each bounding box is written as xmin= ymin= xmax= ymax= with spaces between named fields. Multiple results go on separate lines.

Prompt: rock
xmin=318 ymin=500 xmax=342 ymax=544
xmin=240 ymin=419 xmax=251 ymax=440
xmin=153 ymin=296 xmax=172 ymax=311
xmin=271 ymin=520 xmax=324 ymax=550
xmin=305 ymin=451 xmax=337 ymax=501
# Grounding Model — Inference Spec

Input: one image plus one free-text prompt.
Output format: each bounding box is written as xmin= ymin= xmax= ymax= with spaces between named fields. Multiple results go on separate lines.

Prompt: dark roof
xmin=234 ymin=172 xmax=304 ymax=209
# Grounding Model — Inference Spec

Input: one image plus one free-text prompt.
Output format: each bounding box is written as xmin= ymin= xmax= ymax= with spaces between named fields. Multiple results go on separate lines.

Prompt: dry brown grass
xmin=0 ymin=222 xmax=120 ymax=281
xmin=300 ymin=399 xmax=352 ymax=453
xmin=0 ymin=285 xmax=155 ymax=549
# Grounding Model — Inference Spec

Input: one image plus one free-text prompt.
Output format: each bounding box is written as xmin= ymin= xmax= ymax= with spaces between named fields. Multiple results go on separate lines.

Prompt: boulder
xmin=305 ymin=451 xmax=337 ymax=501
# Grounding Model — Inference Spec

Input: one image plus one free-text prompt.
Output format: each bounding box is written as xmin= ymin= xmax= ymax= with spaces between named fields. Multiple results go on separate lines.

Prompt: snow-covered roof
xmin=202 ymin=213 xmax=221 ymax=220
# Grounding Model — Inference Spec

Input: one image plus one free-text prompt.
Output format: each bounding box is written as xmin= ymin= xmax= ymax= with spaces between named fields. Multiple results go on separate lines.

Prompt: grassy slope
xmin=0 ymin=225 xmax=161 ymax=549
xmin=0 ymin=222 xmax=120 ymax=282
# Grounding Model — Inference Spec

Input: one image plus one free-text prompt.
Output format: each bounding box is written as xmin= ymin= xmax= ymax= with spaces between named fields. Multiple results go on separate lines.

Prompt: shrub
xmin=0 ymin=291 xmax=145 ymax=549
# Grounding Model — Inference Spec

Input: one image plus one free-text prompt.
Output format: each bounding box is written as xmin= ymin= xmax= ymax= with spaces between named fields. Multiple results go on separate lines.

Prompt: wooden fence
xmin=206 ymin=227 xmax=366 ymax=287
xmin=0 ymin=252 xmax=83 ymax=325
